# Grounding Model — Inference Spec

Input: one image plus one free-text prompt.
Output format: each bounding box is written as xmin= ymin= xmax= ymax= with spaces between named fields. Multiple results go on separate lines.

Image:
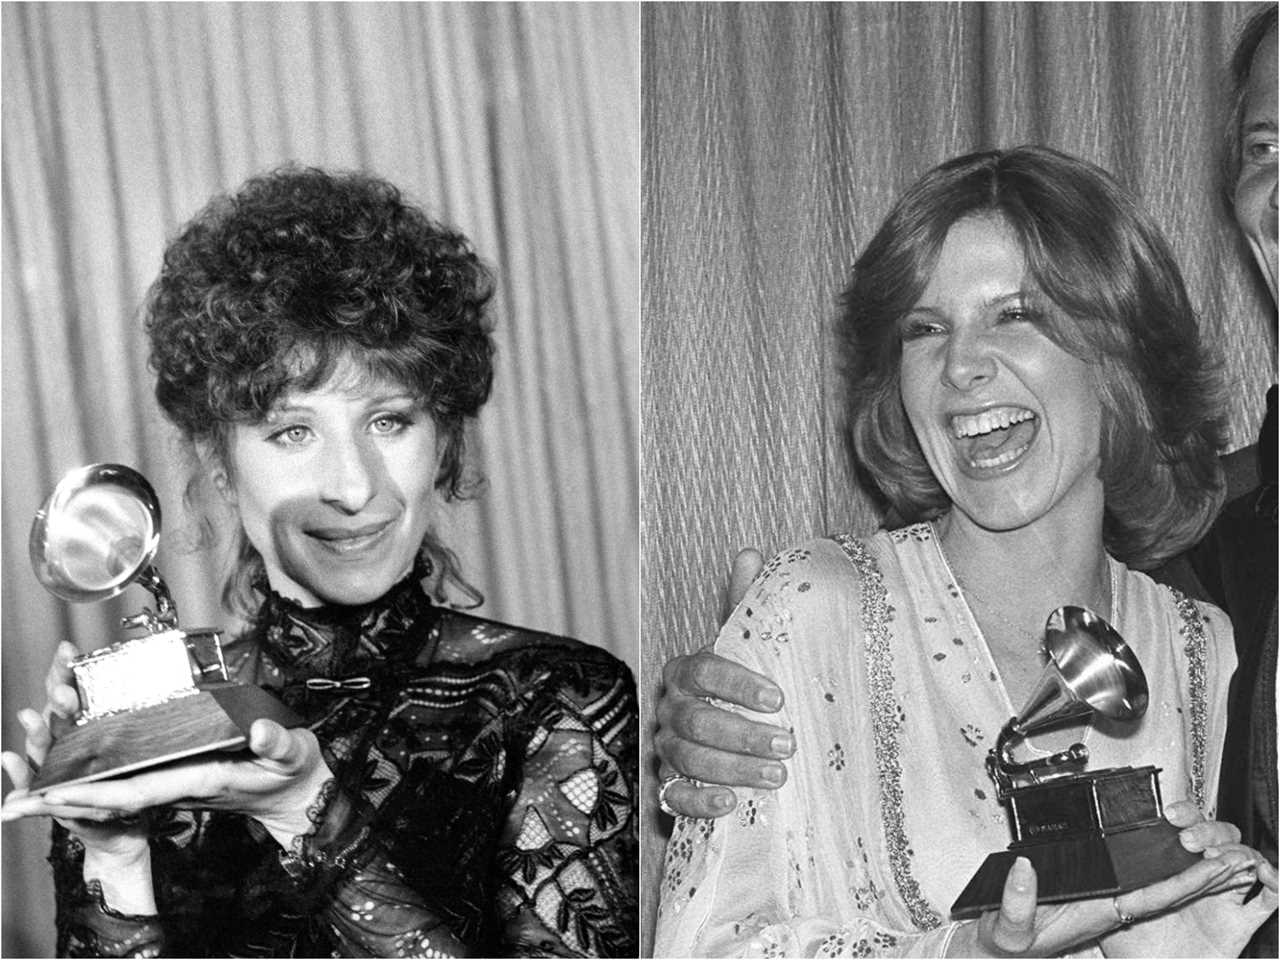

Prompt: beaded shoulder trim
xmin=831 ymin=533 xmax=942 ymax=931
xmin=1167 ymin=587 xmax=1208 ymax=810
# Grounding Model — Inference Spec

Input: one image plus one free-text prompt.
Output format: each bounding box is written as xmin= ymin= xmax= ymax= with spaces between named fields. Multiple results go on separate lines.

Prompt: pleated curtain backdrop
xmin=1 ymin=3 xmax=638 ymax=955
xmin=640 ymin=2 xmax=1275 ymax=951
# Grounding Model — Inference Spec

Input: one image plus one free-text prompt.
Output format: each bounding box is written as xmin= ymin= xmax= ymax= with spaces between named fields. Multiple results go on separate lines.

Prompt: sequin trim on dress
xmin=832 ymin=533 xmax=942 ymax=931
xmin=1169 ymin=587 xmax=1208 ymax=810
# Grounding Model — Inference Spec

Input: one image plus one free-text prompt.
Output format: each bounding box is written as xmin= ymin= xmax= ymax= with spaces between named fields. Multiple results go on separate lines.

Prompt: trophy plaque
xmin=26 ymin=463 xmax=300 ymax=794
xmin=950 ymin=606 xmax=1200 ymax=918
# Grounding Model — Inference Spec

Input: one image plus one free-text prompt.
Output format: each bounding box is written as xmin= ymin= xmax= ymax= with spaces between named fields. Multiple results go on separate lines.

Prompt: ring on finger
xmin=658 ymin=773 xmax=696 ymax=817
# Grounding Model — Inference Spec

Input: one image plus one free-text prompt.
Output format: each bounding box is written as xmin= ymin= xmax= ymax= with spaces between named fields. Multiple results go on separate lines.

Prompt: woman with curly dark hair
xmin=1 ymin=166 xmax=638 ymax=958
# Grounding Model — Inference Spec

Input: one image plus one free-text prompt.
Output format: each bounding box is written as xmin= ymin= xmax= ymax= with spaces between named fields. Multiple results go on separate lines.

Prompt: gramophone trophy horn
xmin=951 ymin=606 xmax=1199 ymax=918
xmin=26 ymin=464 xmax=299 ymax=794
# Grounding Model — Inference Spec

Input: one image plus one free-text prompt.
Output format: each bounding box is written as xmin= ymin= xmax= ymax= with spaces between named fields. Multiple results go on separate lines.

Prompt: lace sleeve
xmin=50 ymin=824 xmax=165 ymax=958
xmin=275 ymin=647 xmax=638 ymax=958
xmin=494 ymin=650 xmax=639 ymax=957
xmin=271 ymin=777 xmax=474 ymax=957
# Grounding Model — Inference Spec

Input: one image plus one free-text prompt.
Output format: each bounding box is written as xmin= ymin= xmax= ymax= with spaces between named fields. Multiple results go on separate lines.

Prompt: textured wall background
xmin=640 ymin=2 xmax=1275 ymax=951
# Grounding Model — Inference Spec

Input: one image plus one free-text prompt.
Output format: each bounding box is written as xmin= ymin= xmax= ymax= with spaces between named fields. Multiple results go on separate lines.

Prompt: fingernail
xmin=770 ymin=733 xmax=795 ymax=757
xmin=711 ymin=790 xmax=735 ymax=813
xmin=758 ymin=688 xmax=782 ymax=711
xmin=1010 ymin=856 xmax=1033 ymax=891
xmin=1179 ymin=829 xmax=1204 ymax=852
xmin=17 ymin=710 xmax=39 ymax=729
xmin=760 ymin=763 xmax=785 ymax=786
xmin=43 ymin=793 xmax=64 ymax=805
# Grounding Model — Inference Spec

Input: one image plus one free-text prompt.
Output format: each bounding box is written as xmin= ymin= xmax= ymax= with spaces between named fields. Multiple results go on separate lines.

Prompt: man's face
xmin=1235 ymin=26 xmax=1278 ymax=306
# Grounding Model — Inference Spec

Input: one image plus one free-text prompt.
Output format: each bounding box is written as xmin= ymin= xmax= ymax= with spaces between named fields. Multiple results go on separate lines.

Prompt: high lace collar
xmin=250 ymin=560 xmax=440 ymax=684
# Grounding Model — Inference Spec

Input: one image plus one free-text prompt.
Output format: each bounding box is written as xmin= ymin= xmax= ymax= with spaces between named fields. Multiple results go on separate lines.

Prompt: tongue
xmin=968 ymin=417 xmax=1036 ymax=460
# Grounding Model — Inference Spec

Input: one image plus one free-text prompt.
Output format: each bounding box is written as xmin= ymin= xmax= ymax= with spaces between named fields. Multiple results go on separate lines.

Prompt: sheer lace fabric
xmin=654 ymin=525 xmax=1233 ymax=958
xmin=51 ymin=573 xmax=638 ymax=957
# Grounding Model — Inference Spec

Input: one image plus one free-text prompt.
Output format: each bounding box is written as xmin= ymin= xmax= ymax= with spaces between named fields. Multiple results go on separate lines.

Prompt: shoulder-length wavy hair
xmin=146 ymin=165 xmax=495 ymax=612
xmin=840 ymin=146 xmax=1226 ymax=569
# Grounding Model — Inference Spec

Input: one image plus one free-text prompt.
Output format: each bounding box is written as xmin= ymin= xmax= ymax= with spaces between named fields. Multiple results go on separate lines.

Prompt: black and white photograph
xmin=1 ymin=3 xmax=638 ymax=956
xmin=2 ymin=1 xmax=1278 ymax=959
xmin=643 ymin=3 xmax=1275 ymax=957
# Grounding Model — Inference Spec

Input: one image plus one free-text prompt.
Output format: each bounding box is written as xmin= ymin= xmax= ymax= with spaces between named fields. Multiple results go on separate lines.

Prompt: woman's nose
xmin=942 ymin=327 xmax=997 ymax=391
xmin=320 ymin=438 xmax=378 ymax=513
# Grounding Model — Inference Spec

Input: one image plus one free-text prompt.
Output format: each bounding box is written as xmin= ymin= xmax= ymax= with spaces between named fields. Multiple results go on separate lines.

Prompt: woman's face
xmin=222 ymin=356 xmax=440 ymax=607
xmin=1235 ymin=26 xmax=1278 ymax=305
xmin=898 ymin=215 xmax=1104 ymax=535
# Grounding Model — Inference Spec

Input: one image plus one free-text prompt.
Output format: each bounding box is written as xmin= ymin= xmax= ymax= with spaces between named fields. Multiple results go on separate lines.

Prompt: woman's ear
xmin=194 ymin=439 xmax=235 ymax=504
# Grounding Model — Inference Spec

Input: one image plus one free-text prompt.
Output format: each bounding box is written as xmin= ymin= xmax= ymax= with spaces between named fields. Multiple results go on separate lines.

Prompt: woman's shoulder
xmin=750 ymin=524 xmax=923 ymax=594
xmin=717 ymin=527 xmax=909 ymax=667
xmin=1117 ymin=564 xmax=1236 ymax=671
xmin=433 ymin=608 xmax=636 ymax=699
xmin=1120 ymin=564 xmax=1233 ymax=633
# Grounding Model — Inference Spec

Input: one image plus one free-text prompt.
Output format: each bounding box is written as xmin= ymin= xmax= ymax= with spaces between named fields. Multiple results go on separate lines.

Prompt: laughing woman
xmin=1 ymin=167 xmax=638 ymax=957
xmin=652 ymin=147 xmax=1276 ymax=957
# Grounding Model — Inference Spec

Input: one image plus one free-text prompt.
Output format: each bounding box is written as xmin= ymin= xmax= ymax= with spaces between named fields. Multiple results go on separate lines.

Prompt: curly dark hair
xmin=146 ymin=165 xmax=495 ymax=609
xmin=841 ymin=146 xmax=1226 ymax=570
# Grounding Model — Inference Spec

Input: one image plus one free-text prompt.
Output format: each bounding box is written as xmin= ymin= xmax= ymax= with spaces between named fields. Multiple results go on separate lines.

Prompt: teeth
xmin=950 ymin=407 xmax=1035 ymax=439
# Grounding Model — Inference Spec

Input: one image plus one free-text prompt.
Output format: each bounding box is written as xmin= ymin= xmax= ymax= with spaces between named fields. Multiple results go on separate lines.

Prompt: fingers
xmin=18 ymin=709 xmax=53 ymax=768
xmin=989 ymin=857 xmax=1037 ymax=955
xmin=1177 ymin=817 xmax=1241 ymax=853
xmin=43 ymin=643 xmax=81 ymax=738
xmin=663 ymin=650 xmax=783 ymax=713
xmin=1256 ymin=857 xmax=1279 ymax=894
xmin=657 ymin=763 xmax=737 ymax=818
xmin=725 ymin=547 xmax=765 ymax=613
xmin=1120 ymin=845 xmax=1260 ymax=917
xmin=247 ymin=720 xmax=314 ymax=773
xmin=44 ymin=643 xmax=79 ymax=713
xmin=655 ymin=730 xmax=787 ymax=789
xmin=660 ymin=694 xmax=794 ymax=762
xmin=1 ymin=751 xmax=31 ymax=793
xmin=248 ymin=719 xmax=292 ymax=762
xmin=1162 ymin=800 xmax=1203 ymax=829
xmin=0 ymin=783 xmax=120 ymax=824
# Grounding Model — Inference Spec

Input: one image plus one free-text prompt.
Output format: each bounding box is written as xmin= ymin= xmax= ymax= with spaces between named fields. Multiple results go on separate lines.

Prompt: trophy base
xmin=29 ymin=683 xmax=301 ymax=794
xmin=950 ymin=818 xmax=1201 ymax=918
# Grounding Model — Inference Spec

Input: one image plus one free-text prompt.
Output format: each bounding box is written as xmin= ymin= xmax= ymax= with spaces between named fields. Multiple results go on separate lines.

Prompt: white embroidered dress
xmin=654 ymin=524 xmax=1234 ymax=958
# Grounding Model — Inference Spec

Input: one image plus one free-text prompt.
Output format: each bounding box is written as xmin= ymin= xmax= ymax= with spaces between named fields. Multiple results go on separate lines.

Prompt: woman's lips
xmin=947 ymin=407 xmax=1039 ymax=474
xmin=306 ymin=519 xmax=394 ymax=555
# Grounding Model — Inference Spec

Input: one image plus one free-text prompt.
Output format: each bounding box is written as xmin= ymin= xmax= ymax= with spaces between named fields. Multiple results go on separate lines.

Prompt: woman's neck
xmin=936 ymin=509 xmax=1112 ymax=653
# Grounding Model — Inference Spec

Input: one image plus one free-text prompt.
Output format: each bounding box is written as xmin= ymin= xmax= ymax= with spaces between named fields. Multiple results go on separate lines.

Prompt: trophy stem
xmin=128 ymin=565 xmax=179 ymax=630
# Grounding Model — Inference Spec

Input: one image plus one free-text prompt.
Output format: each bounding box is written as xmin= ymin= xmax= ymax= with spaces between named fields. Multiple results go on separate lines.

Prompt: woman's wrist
xmin=258 ymin=765 xmax=336 ymax=850
xmin=82 ymin=844 xmax=156 ymax=916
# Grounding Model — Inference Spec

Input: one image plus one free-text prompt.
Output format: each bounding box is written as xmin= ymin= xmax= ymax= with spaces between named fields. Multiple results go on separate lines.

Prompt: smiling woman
xmin=1 ymin=167 xmax=638 ymax=958
xmin=224 ymin=370 xmax=445 ymax=609
xmin=652 ymin=147 xmax=1275 ymax=958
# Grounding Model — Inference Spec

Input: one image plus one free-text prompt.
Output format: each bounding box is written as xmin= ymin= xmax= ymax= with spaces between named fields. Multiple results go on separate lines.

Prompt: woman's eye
xmin=268 ymin=425 xmax=312 ymax=446
xmin=1244 ymin=138 xmax=1278 ymax=163
xmin=997 ymin=306 xmax=1037 ymax=325
xmin=901 ymin=318 xmax=945 ymax=340
xmin=370 ymin=413 xmax=410 ymax=435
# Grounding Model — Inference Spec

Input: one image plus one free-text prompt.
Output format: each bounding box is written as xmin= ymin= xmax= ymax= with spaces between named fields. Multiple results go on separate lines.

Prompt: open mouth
xmin=950 ymin=406 xmax=1038 ymax=470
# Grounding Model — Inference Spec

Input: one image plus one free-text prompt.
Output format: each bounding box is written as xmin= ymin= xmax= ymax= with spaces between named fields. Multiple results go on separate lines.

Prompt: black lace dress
xmin=49 ymin=572 xmax=638 ymax=957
